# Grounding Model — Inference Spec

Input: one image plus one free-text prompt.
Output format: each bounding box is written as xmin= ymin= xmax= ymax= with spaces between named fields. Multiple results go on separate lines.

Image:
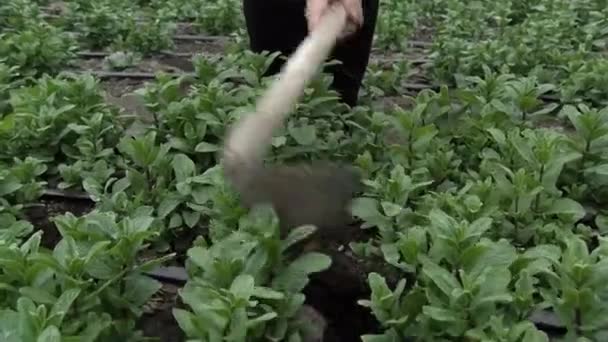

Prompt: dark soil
xmin=174 ymin=23 xmax=199 ymax=36
xmin=173 ymin=39 xmax=227 ymax=55
xmin=412 ymin=22 xmax=435 ymax=43
xmin=75 ymin=58 xmax=182 ymax=74
xmin=24 ymin=195 xmax=95 ymax=248
xmin=102 ymin=78 xmax=146 ymax=98
xmin=139 ymin=282 xmax=185 ymax=342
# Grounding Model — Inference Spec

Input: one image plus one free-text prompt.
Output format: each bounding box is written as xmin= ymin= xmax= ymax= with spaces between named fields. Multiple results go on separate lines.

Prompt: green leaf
xmin=420 ymin=256 xmax=460 ymax=296
xmin=428 ymin=208 xmax=454 ymax=236
xmin=247 ymin=312 xmax=278 ymax=328
xmin=511 ymin=134 xmax=536 ymax=165
xmin=251 ymin=287 xmax=284 ymax=300
xmin=366 ymin=272 xmax=392 ymax=300
xmin=350 ymin=197 xmax=386 ymax=228
xmin=36 ymin=326 xmax=61 ymax=342
xmin=273 ymin=253 xmax=331 ymax=292
xmin=0 ymin=178 xmax=21 ymax=196
xmin=596 ymin=215 xmax=608 ymax=234
xmin=289 ymin=252 xmax=332 ymax=275
xmin=289 ymin=125 xmax=317 ymax=145
xmin=19 ymin=287 xmax=57 ymax=305
xmin=466 ymin=217 xmax=493 ymax=238
xmin=547 ymin=198 xmax=586 ymax=222
xmin=351 ymin=198 xmax=381 ymax=219
xmin=172 ymin=154 xmax=195 ymax=182
xmin=158 ymin=197 xmax=181 ymax=218
xmin=49 ymin=288 xmax=81 ymax=326
xmin=182 ymin=211 xmax=200 ymax=228
xmin=281 ymin=225 xmax=317 ymax=252
xmin=422 ymin=306 xmax=459 ymax=322
xmin=361 ymin=333 xmax=400 ymax=342
xmin=230 ymin=274 xmax=255 ymax=300
xmin=468 ymin=240 xmax=518 ymax=278
xmin=172 ymin=309 xmax=197 ymax=336
xmin=124 ymin=275 xmax=162 ymax=307
xmin=487 ymin=128 xmax=506 ymax=145
xmin=381 ymin=202 xmax=402 ymax=217
xmin=584 ymin=164 xmax=608 ymax=177
xmin=195 ymin=141 xmax=220 ymax=153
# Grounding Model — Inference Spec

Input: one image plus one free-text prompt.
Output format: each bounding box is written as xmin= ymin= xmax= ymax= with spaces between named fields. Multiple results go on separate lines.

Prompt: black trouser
xmin=242 ymin=0 xmax=379 ymax=107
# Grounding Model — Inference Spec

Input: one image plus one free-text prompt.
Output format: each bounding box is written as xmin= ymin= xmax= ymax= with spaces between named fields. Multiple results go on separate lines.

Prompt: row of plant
xmin=0 ymin=46 xmax=363 ymax=340
xmin=427 ymin=0 xmax=608 ymax=105
xmin=4 ymin=41 xmax=608 ymax=339
xmin=2 ymin=0 xmax=421 ymax=63
xmin=3 ymin=0 xmax=608 ymax=341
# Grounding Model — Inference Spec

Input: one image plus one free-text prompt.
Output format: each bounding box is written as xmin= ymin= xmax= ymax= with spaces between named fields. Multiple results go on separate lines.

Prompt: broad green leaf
xmin=584 ymin=164 xmax=608 ymax=177
xmin=422 ymin=305 xmax=459 ymax=322
xmin=19 ymin=287 xmax=57 ymax=305
xmin=366 ymin=272 xmax=392 ymax=301
xmin=182 ymin=211 xmax=200 ymax=228
xmin=172 ymin=309 xmax=197 ymax=336
xmin=460 ymin=244 xmax=489 ymax=271
xmin=563 ymin=235 xmax=589 ymax=263
xmin=247 ymin=312 xmax=278 ymax=328
xmin=474 ymin=292 xmax=513 ymax=307
xmin=381 ymin=202 xmax=402 ymax=217
xmin=468 ymin=240 xmax=518 ymax=278
xmin=158 ymin=197 xmax=181 ymax=218
xmin=289 ymin=125 xmax=317 ymax=145
xmin=272 ymin=253 xmax=331 ymax=292
xmin=251 ymin=286 xmax=284 ymax=300
xmin=521 ymin=327 xmax=550 ymax=342
xmin=49 ymin=288 xmax=81 ymax=326
xmin=281 ymin=225 xmax=317 ymax=252
xmin=226 ymin=307 xmax=247 ymax=341
xmin=420 ymin=256 xmax=460 ymax=296
xmin=17 ymin=297 xmax=37 ymax=341
xmin=230 ymin=274 xmax=255 ymax=300
xmin=0 ymin=179 xmax=21 ymax=196
xmin=124 ymin=275 xmax=162 ymax=306
xmin=0 ymin=309 xmax=19 ymax=342
xmin=381 ymin=243 xmax=404 ymax=270
xmin=487 ymin=128 xmax=506 ymax=145
xmin=466 ymin=217 xmax=493 ymax=237
xmin=350 ymin=197 xmax=385 ymax=227
xmin=428 ymin=208 xmax=454 ymax=237
xmin=597 ymin=215 xmax=608 ymax=234
xmin=288 ymin=252 xmax=332 ymax=274
xmin=547 ymin=198 xmax=586 ymax=222
xmin=511 ymin=134 xmax=536 ymax=165
xmin=361 ymin=331 xmax=401 ymax=342
xmin=172 ymin=154 xmax=195 ymax=182
xmin=195 ymin=141 xmax=220 ymax=153
xmin=36 ymin=326 xmax=61 ymax=342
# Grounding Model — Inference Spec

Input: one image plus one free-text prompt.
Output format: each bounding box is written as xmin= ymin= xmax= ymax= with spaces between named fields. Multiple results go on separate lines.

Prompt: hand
xmin=306 ymin=0 xmax=363 ymax=37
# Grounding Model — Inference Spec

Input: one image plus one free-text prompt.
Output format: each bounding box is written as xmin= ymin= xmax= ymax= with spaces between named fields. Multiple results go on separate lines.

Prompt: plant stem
xmin=534 ymin=163 xmax=545 ymax=212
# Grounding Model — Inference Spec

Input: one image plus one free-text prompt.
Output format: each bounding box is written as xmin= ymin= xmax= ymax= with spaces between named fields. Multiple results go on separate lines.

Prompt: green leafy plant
xmin=192 ymin=0 xmax=244 ymax=35
xmin=66 ymin=1 xmax=136 ymax=50
xmin=0 ymin=73 xmax=126 ymax=166
xmin=0 ymin=21 xmax=77 ymax=78
xmin=174 ymin=206 xmax=332 ymax=341
xmin=540 ymin=234 xmax=608 ymax=340
xmin=113 ymin=18 xmax=176 ymax=55
xmin=103 ymin=51 xmax=141 ymax=71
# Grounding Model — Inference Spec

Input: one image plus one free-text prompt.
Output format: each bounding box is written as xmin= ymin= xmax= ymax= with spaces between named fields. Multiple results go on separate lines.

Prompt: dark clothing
xmin=242 ymin=0 xmax=379 ymax=107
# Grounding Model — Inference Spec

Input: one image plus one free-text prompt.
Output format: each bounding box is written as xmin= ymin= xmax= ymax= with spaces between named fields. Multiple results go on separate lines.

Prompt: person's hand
xmin=306 ymin=0 xmax=363 ymax=38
